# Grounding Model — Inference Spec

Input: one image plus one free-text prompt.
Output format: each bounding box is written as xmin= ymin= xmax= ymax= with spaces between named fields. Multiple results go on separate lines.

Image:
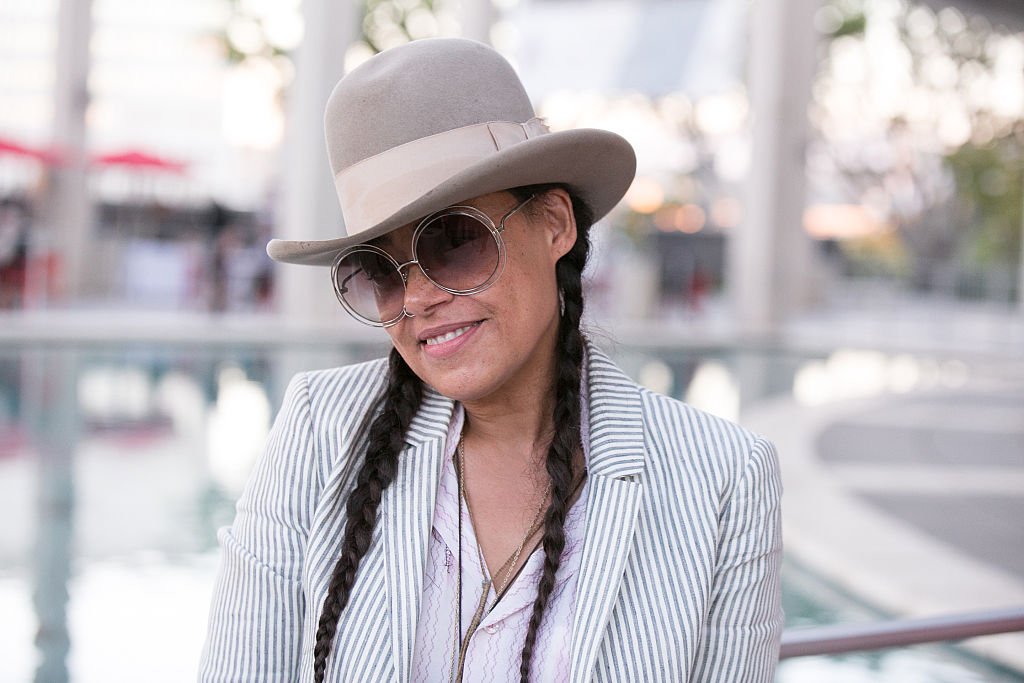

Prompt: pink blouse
xmin=411 ymin=403 xmax=590 ymax=683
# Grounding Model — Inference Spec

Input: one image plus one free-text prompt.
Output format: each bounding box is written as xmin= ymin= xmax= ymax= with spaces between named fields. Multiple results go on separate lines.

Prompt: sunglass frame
xmin=331 ymin=195 xmax=534 ymax=327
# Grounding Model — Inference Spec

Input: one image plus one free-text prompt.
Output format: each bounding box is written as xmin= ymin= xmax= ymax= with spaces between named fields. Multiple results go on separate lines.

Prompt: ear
xmin=537 ymin=188 xmax=577 ymax=263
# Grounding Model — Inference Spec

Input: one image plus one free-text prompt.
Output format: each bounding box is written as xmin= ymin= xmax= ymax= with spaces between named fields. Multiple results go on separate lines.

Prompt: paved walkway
xmin=744 ymin=375 xmax=1024 ymax=673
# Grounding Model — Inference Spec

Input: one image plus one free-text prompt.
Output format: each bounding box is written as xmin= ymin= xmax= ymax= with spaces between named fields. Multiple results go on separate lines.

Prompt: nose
xmin=401 ymin=262 xmax=452 ymax=317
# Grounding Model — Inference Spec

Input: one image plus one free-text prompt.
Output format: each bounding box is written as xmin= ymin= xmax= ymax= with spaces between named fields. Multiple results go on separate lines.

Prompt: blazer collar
xmin=582 ymin=339 xmax=647 ymax=479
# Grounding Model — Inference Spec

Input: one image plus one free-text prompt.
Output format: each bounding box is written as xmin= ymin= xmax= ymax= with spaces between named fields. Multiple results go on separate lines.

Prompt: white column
xmin=729 ymin=0 xmax=820 ymax=338
xmin=45 ymin=0 xmax=94 ymax=304
xmin=1019 ymin=168 xmax=1024 ymax=313
xmin=275 ymin=0 xmax=359 ymax=327
xmin=461 ymin=0 xmax=495 ymax=44
xmin=272 ymin=0 xmax=365 ymax=390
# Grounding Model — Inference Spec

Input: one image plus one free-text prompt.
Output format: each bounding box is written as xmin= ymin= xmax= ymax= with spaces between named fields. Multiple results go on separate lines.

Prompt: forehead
xmin=369 ymin=191 xmax=513 ymax=252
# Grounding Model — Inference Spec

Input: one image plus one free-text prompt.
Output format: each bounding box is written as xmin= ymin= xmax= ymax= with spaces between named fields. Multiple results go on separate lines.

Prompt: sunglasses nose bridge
xmin=394 ymin=258 xmax=421 ymax=283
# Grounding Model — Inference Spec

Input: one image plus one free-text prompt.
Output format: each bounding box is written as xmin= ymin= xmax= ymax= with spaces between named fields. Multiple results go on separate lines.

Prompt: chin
xmin=420 ymin=365 xmax=498 ymax=403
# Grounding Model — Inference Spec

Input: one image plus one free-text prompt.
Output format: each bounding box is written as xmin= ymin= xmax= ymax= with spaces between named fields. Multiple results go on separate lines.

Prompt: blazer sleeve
xmin=198 ymin=372 xmax=318 ymax=682
xmin=690 ymin=437 xmax=784 ymax=683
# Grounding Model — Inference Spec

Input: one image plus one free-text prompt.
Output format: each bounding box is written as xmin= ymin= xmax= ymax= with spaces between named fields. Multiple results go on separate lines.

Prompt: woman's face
xmin=375 ymin=189 xmax=578 ymax=405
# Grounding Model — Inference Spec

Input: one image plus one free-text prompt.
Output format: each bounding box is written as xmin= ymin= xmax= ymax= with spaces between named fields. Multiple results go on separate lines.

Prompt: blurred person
xmin=0 ymin=197 xmax=30 ymax=308
xmin=199 ymin=38 xmax=782 ymax=682
xmin=687 ymin=266 xmax=711 ymax=314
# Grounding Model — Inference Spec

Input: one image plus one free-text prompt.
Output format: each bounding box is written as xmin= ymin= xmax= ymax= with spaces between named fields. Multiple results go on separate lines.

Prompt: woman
xmin=200 ymin=38 xmax=782 ymax=683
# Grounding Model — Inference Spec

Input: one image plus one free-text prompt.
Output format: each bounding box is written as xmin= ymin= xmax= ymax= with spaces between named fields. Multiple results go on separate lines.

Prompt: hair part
xmin=312 ymin=184 xmax=593 ymax=683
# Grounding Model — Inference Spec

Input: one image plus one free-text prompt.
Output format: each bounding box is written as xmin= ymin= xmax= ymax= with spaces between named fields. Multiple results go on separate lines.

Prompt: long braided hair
xmin=311 ymin=183 xmax=594 ymax=683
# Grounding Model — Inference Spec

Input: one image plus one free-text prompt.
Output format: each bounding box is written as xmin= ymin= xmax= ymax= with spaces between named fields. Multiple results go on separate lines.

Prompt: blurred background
xmin=1 ymin=0 xmax=1022 ymax=680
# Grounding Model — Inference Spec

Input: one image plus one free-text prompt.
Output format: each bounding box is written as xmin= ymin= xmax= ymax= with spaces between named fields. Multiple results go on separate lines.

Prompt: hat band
xmin=334 ymin=117 xmax=550 ymax=237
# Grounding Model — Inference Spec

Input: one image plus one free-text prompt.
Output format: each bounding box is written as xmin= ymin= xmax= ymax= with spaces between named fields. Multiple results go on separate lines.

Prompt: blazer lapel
xmin=382 ymin=386 xmax=454 ymax=683
xmin=570 ymin=343 xmax=647 ymax=683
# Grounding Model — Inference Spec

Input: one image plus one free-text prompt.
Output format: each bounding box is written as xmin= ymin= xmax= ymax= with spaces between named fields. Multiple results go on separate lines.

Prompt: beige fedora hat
xmin=267 ymin=37 xmax=636 ymax=266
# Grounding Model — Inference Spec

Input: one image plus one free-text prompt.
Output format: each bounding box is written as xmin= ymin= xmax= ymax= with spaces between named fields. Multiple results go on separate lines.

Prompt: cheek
xmin=506 ymin=231 xmax=558 ymax=291
xmin=497 ymin=258 xmax=559 ymax=331
xmin=384 ymin=322 xmax=419 ymax=365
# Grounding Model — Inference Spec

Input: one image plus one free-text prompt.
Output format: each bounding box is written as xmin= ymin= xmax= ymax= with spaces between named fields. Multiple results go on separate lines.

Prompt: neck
xmin=463 ymin=391 xmax=555 ymax=457
xmin=459 ymin=304 xmax=570 ymax=469
xmin=460 ymin=350 xmax=560 ymax=473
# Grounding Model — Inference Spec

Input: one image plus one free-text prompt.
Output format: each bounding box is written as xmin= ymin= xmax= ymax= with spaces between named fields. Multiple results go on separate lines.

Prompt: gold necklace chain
xmin=450 ymin=434 xmax=548 ymax=683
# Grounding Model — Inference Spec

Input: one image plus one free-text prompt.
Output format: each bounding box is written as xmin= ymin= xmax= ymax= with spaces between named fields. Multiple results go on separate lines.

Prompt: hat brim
xmin=267 ymin=128 xmax=636 ymax=266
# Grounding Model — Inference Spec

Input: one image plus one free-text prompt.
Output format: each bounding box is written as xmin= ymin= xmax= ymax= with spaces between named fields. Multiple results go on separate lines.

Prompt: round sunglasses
xmin=331 ymin=194 xmax=535 ymax=327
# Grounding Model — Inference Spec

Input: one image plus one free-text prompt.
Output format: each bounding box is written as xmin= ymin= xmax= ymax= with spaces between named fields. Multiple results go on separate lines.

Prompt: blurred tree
xmin=946 ymin=124 xmax=1024 ymax=265
xmin=215 ymin=0 xmax=456 ymax=94
xmin=813 ymin=0 xmax=1024 ymax=292
xmin=361 ymin=0 xmax=451 ymax=53
xmin=219 ymin=0 xmax=303 ymax=66
xmin=212 ymin=0 xmax=305 ymax=150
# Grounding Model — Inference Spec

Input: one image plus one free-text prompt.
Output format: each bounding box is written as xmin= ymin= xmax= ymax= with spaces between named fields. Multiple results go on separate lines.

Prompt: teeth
xmin=424 ymin=324 xmax=475 ymax=346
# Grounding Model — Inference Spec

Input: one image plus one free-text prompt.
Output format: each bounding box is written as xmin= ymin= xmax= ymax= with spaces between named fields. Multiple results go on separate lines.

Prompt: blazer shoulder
xmin=297 ymin=356 xmax=391 ymax=425
xmin=638 ymin=388 xmax=774 ymax=488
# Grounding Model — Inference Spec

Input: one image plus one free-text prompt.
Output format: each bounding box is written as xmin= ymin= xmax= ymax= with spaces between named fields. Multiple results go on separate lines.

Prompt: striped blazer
xmin=199 ymin=341 xmax=783 ymax=682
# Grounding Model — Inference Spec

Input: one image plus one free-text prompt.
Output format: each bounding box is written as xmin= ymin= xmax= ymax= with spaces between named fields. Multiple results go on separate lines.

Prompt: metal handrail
xmin=780 ymin=606 xmax=1024 ymax=659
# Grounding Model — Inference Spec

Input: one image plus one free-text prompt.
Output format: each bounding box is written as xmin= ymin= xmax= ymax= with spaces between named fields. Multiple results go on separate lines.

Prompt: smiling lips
xmin=422 ymin=322 xmax=482 ymax=347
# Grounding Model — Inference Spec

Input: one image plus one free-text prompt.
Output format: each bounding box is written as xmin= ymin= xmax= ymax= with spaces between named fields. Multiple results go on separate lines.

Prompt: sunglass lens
xmin=417 ymin=213 xmax=499 ymax=292
xmin=334 ymin=250 xmax=404 ymax=323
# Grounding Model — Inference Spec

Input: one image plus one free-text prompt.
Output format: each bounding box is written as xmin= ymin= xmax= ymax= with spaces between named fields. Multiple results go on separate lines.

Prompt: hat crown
xmin=266 ymin=37 xmax=635 ymax=266
xmin=324 ymin=38 xmax=536 ymax=174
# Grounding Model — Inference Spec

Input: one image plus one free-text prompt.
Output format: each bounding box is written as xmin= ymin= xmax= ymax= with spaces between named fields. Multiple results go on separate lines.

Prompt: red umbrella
xmin=92 ymin=149 xmax=188 ymax=174
xmin=0 ymin=136 xmax=64 ymax=165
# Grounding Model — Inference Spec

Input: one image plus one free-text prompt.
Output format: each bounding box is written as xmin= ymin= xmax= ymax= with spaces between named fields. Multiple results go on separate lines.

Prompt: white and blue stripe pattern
xmin=198 ymin=341 xmax=783 ymax=682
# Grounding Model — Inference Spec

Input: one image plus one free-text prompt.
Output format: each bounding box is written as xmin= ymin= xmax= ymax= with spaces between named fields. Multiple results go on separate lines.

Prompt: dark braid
xmin=511 ymin=184 xmax=593 ymax=682
xmin=311 ymin=348 xmax=422 ymax=683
